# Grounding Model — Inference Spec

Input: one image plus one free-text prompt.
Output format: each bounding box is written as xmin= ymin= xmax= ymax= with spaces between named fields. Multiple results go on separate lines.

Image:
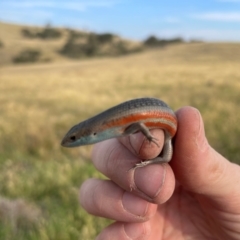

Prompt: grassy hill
xmin=0 ymin=22 xmax=143 ymax=65
xmin=0 ymin=22 xmax=240 ymax=239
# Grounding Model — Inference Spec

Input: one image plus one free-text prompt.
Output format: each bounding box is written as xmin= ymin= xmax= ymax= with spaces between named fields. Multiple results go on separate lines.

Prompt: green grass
xmin=0 ymin=42 xmax=240 ymax=239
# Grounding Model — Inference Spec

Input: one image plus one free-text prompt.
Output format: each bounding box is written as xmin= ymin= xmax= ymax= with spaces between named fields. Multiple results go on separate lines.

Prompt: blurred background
xmin=0 ymin=1 xmax=240 ymax=239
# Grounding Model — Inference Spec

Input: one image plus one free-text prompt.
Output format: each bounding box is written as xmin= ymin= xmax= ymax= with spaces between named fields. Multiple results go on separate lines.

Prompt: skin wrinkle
xmin=122 ymin=192 xmax=155 ymax=221
xmin=122 ymin=223 xmax=132 ymax=240
xmin=152 ymin=163 xmax=167 ymax=200
xmin=203 ymin=150 xmax=236 ymax=197
xmin=92 ymin=181 xmax=105 ymax=215
xmin=213 ymin=222 xmax=240 ymax=240
xmin=212 ymin=205 xmax=240 ymax=218
xmin=133 ymin=182 xmax=159 ymax=203
xmin=123 ymin=223 xmax=146 ymax=240
xmin=128 ymin=222 xmax=151 ymax=240
xmin=105 ymin=141 xmax=121 ymax=178
xmin=171 ymin=186 xmax=199 ymax=239
xmin=197 ymin=194 xmax=240 ymax=222
xmin=162 ymin=207 xmax=167 ymax=239
xmin=133 ymin=179 xmax=157 ymax=203
xmin=186 ymin=196 xmax=213 ymax=239
xmin=90 ymin=180 xmax=151 ymax=221
xmin=178 ymin=187 xmax=185 ymax=239
xmin=104 ymin=140 xmax=136 ymax=187
xmin=222 ymin=224 xmax=240 ymax=235
xmin=121 ymin=145 xmax=140 ymax=193
xmin=194 ymin=128 xmax=209 ymax=153
xmin=196 ymin=195 xmax=240 ymax=239
xmin=194 ymin=109 xmax=209 ymax=153
xmin=161 ymin=185 xmax=215 ymax=239
xmin=161 ymin=195 xmax=174 ymax=238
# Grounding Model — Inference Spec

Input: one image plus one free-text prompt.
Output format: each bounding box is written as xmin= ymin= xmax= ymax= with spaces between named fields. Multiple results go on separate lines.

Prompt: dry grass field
xmin=0 ymin=40 xmax=240 ymax=239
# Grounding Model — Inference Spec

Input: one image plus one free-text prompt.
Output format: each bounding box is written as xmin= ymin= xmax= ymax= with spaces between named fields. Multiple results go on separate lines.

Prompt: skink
xmin=61 ymin=97 xmax=177 ymax=168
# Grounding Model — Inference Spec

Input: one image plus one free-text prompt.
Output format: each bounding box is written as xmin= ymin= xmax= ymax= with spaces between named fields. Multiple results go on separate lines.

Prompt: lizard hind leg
xmin=130 ymin=134 xmax=173 ymax=170
xmin=124 ymin=122 xmax=160 ymax=147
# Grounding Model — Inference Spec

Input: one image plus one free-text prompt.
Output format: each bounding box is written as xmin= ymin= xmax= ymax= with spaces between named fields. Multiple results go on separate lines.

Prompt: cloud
xmin=192 ymin=12 xmax=240 ymax=22
xmin=0 ymin=0 xmax=120 ymax=11
xmin=58 ymin=1 xmax=120 ymax=11
xmin=0 ymin=0 xmax=121 ymax=24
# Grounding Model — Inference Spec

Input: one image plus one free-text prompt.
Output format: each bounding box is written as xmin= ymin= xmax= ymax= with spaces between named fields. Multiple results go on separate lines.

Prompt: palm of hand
xmin=154 ymin=186 xmax=228 ymax=240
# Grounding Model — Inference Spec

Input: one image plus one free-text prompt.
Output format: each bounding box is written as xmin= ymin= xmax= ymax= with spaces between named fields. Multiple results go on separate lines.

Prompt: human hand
xmin=80 ymin=107 xmax=240 ymax=240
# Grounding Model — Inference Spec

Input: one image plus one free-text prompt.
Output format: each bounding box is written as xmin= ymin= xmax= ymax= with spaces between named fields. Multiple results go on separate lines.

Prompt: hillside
xmin=0 ymin=22 xmax=143 ymax=65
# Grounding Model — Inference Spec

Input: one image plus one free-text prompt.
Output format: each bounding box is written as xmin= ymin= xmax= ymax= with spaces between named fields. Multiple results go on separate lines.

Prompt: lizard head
xmin=61 ymin=120 xmax=98 ymax=147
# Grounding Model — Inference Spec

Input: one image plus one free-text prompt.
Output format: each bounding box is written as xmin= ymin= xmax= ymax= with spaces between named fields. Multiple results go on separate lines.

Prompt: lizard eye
xmin=70 ymin=136 xmax=76 ymax=141
xmin=93 ymin=132 xmax=97 ymax=136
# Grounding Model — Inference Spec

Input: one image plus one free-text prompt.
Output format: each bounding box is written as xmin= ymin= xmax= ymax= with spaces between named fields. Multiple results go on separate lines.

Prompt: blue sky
xmin=1 ymin=0 xmax=240 ymax=41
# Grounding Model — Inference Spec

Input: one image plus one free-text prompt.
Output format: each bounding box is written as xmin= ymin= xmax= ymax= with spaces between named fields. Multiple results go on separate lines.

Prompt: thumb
xmin=171 ymin=106 xmax=240 ymax=199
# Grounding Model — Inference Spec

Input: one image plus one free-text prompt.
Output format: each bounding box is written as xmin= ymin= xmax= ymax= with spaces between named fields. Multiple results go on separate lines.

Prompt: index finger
xmin=91 ymin=129 xmax=175 ymax=204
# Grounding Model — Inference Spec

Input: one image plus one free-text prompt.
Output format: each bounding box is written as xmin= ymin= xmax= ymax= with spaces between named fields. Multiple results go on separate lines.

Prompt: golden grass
xmin=0 ymin=42 xmax=240 ymax=239
xmin=1 ymin=43 xmax=240 ymax=158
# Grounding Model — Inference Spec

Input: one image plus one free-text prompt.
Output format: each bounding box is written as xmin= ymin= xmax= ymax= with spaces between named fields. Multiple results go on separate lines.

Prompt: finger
xmin=172 ymin=106 xmax=240 ymax=202
xmin=95 ymin=207 xmax=169 ymax=240
xmin=92 ymin=138 xmax=175 ymax=203
xmin=79 ymin=178 xmax=157 ymax=222
xmin=96 ymin=221 xmax=151 ymax=240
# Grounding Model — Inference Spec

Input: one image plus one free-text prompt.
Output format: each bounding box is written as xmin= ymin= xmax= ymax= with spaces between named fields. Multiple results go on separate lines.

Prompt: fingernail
xmin=134 ymin=164 xmax=166 ymax=199
xmin=124 ymin=222 xmax=150 ymax=239
xmin=122 ymin=192 xmax=149 ymax=217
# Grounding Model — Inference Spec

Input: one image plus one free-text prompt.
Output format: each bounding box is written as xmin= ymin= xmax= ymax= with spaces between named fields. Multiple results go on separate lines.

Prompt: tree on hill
xmin=144 ymin=35 xmax=184 ymax=47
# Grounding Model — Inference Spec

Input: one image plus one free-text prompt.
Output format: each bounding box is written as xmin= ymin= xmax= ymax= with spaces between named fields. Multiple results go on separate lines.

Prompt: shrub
xmin=36 ymin=25 xmax=61 ymax=39
xmin=60 ymin=31 xmax=141 ymax=59
xmin=59 ymin=41 xmax=84 ymax=58
xmin=67 ymin=29 xmax=86 ymax=39
xmin=59 ymin=33 xmax=99 ymax=58
xmin=95 ymin=33 xmax=114 ymax=44
xmin=144 ymin=35 xmax=184 ymax=47
xmin=12 ymin=49 xmax=41 ymax=63
xmin=113 ymin=41 xmax=143 ymax=56
xmin=21 ymin=24 xmax=62 ymax=40
xmin=21 ymin=28 xmax=36 ymax=38
xmin=144 ymin=36 xmax=160 ymax=47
